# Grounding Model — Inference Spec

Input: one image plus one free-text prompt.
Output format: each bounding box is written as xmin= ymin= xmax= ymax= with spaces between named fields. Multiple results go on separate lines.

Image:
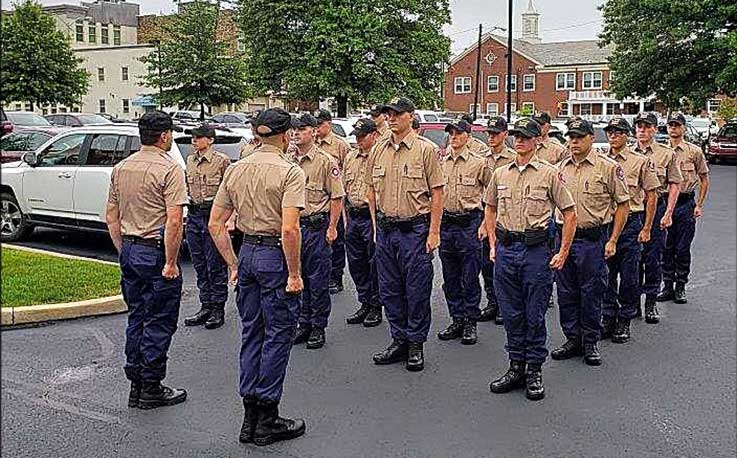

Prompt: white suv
xmin=0 ymin=125 xmax=185 ymax=242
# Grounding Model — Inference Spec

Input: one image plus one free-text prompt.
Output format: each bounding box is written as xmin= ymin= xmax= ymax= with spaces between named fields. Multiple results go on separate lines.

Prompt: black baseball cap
xmin=460 ymin=113 xmax=474 ymax=124
xmin=254 ymin=108 xmax=296 ymax=137
xmin=351 ymin=118 xmax=377 ymax=137
xmin=508 ymin=118 xmax=542 ymax=138
xmin=445 ymin=119 xmax=472 ymax=133
xmin=566 ymin=119 xmax=595 ymax=137
xmin=191 ymin=124 xmax=216 ymax=138
xmin=603 ymin=117 xmax=632 ymax=133
xmin=486 ymin=116 xmax=508 ymax=133
xmin=381 ymin=96 xmax=416 ymax=114
xmin=369 ymin=104 xmax=385 ymax=117
xmin=138 ymin=110 xmax=173 ymax=136
xmin=667 ymin=112 xmax=687 ymax=125
xmin=532 ymin=111 xmax=551 ymax=125
xmin=313 ymin=109 xmax=332 ymax=123
xmin=292 ymin=113 xmax=318 ymax=128
xmin=565 ymin=116 xmax=583 ymax=128
xmin=634 ymin=112 xmax=658 ymax=126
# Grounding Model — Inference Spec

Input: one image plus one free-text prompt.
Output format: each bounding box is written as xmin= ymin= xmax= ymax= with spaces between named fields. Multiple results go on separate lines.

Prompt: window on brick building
xmin=469 ymin=103 xmax=481 ymax=114
xmin=98 ymin=67 xmax=105 ymax=82
xmin=523 ymin=74 xmax=535 ymax=92
xmin=454 ymin=77 xmax=472 ymax=94
xmin=113 ymin=25 xmax=121 ymax=45
xmin=556 ymin=73 xmax=575 ymax=90
xmin=487 ymin=75 xmax=499 ymax=92
xmin=506 ymin=74 xmax=517 ymax=92
xmin=75 ymin=23 xmax=84 ymax=42
xmin=88 ymin=25 xmax=96 ymax=43
xmin=486 ymin=103 xmax=499 ymax=116
xmin=101 ymin=24 xmax=109 ymax=44
xmin=121 ymin=67 xmax=129 ymax=81
xmin=99 ymin=99 xmax=106 ymax=114
xmin=583 ymin=72 xmax=603 ymax=89
xmin=122 ymin=99 xmax=130 ymax=114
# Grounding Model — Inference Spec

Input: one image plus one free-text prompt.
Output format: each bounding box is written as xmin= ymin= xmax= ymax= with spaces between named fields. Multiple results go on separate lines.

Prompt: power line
xmin=448 ymin=23 xmax=505 ymax=37
xmin=540 ymin=19 xmax=602 ymax=33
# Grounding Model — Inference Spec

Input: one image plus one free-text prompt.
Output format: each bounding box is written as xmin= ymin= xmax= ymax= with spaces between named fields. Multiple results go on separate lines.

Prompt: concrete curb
xmin=1 ymin=245 xmax=126 ymax=326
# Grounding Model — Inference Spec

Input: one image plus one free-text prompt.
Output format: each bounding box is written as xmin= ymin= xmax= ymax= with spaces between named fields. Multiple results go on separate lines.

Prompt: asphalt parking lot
xmin=2 ymin=164 xmax=735 ymax=458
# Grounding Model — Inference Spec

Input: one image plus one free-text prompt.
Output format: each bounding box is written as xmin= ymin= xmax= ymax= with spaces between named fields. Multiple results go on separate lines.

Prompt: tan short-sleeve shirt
xmin=635 ymin=143 xmax=683 ymax=194
xmin=343 ymin=148 xmax=371 ymax=208
xmin=239 ymin=141 xmax=259 ymax=159
xmin=484 ymin=146 xmax=517 ymax=173
xmin=316 ymin=132 xmax=350 ymax=169
xmin=108 ymin=146 xmax=188 ymax=239
xmin=535 ymin=138 xmax=569 ymax=165
xmin=669 ymin=141 xmax=709 ymax=193
xmin=292 ymin=145 xmax=345 ymax=216
xmin=483 ymin=159 xmax=575 ymax=232
xmin=442 ymin=145 xmax=491 ymax=212
xmin=213 ymin=144 xmax=305 ymax=236
xmin=608 ymin=147 xmax=660 ymax=212
xmin=466 ymin=136 xmax=489 ymax=156
xmin=365 ymin=131 xmax=446 ymax=218
xmin=556 ymin=150 xmax=630 ymax=228
xmin=185 ymin=148 xmax=231 ymax=205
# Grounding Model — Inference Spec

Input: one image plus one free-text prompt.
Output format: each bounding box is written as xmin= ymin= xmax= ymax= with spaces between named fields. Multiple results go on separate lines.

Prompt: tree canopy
xmin=0 ymin=0 xmax=89 ymax=109
xmin=235 ymin=0 xmax=451 ymax=116
xmin=600 ymin=0 xmax=737 ymax=111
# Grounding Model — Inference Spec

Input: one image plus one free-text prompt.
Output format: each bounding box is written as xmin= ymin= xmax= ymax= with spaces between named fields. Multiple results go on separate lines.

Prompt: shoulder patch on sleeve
xmin=615 ymin=165 xmax=625 ymax=181
xmin=330 ymin=164 xmax=342 ymax=179
xmin=558 ymin=171 xmax=567 ymax=185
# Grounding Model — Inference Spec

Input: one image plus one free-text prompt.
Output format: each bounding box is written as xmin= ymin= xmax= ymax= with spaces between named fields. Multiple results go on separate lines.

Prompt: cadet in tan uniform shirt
xmin=367 ymin=97 xmax=446 ymax=372
xmin=436 ymin=120 xmax=491 ymax=345
xmin=660 ymin=112 xmax=710 ymax=304
xmin=343 ymin=118 xmax=383 ymax=327
xmin=551 ymin=119 xmax=630 ymax=367
xmin=600 ymin=117 xmax=660 ymax=344
xmin=633 ymin=112 xmax=683 ymax=323
xmin=483 ymin=117 xmax=576 ymax=401
xmin=290 ymin=113 xmax=345 ymax=350
xmin=478 ymin=116 xmax=517 ymax=324
xmin=105 ymin=111 xmax=188 ymax=409
xmin=369 ymin=104 xmax=391 ymax=140
xmin=182 ymin=125 xmax=232 ymax=330
xmin=533 ymin=112 xmax=568 ymax=164
xmin=208 ymin=108 xmax=307 ymax=445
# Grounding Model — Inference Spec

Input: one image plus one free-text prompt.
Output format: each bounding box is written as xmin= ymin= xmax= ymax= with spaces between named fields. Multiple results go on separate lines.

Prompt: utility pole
xmin=473 ymin=24 xmax=483 ymax=120
xmin=506 ymin=0 xmax=513 ymax=123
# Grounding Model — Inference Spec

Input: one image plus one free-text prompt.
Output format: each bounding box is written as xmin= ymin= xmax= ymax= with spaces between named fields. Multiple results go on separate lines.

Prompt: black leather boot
xmin=128 ymin=382 xmax=141 ymax=408
xmin=184 ymin=304 xmax=211 ymax=326
xmin=204 ymin=303 xmax=225 ymax=329
xmin=551 ymin=339 xmax=583 ymax=360
xmin=525 ymin=364 xmax=545 ymax=401
xmin=373 ymin=340 xmax=408 ymax=365
xmin=478 ymin=298 xmax=497 ymax=322
xmin=583 ymin=342 xmax=602 ymax=366
xmin=674 ymin=282 xmax=687 ymax=304
xmin=362 ymin=306 xmax=382 ymax=327
xmin=138 ymin=382 xmax=187 ymax=409
xmin=293 ymin=325 xmax=311 ymax=344
xmin=238 ymin=396 xmax=258 ymax=443
xmin=437 ymin=318 xmax=464 ymax=341
xmin=657 ymin=281 xmax=674 ymax=302
xmin=612 ymin=318 xmax=631 ymax=344
xmin=253 ymin=400 xmax=306 ymax=446
xmin=461 ymin=319 xmax=478 ymax=345
xmin=645 ymin=296 xmax=660 ymax=324
xmin=406 ymin=342 xmax=424 ymax=372
xmin=306 ymin=327 xmax=325 ymax=349
xmin=494 ymin=311 xmax=504 ymax=325
xmin=490 ymin=360 xmax=526 ymax=393
xmin=346 ymin=303 xmax=371 ymax=324
xmin=601 ymin=316 xmax=616 ymax=340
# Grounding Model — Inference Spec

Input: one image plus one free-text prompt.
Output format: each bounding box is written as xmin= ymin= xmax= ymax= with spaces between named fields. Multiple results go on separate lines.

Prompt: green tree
xmin=235 ymin=0 xmax=451 ymax=116
xmin=717 ymin=98 xmax=736 ymax=121
xmin=141 ymin=0 xmax=249 ymax=120
xmin=0 ymin=0 xmax=89 ymax=110
xmin=600 ymin=0 xmax=737 ymax=111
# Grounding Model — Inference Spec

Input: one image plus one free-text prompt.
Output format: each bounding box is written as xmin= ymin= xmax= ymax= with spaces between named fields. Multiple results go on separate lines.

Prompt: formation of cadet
xmin=108 ymin=102 xmax=712 ymax=443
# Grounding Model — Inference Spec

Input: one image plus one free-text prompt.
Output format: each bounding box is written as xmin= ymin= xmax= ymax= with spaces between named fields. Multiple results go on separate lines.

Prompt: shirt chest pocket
xmin=655 ymin=165 xmax=667 ymax=182
xmin=344 ymin=171 xmax=356 ymax=185
xmin=458 ymin=175 xmax=478 ymax=197
xmin=583 ymin=178 xmax=610 ymax=207
xmin=680 ymin=161 xmax=696 ymax=179
xmin=205 ymin=175 xmax=222 ymax=195
xmin=626 ymin=170 xmax=640 ymax=188
xmin=497 ymin=188 xmax=512 ymax=215
xmin=305 ymin=182 xmax=324 ymax=202
xmin=371 ymin=166 xmax=386 ymax=193
xmin=523 ymin=189 xmax=549 ymax=217
xmin=403 ymin=164 xmax=426 ymax=191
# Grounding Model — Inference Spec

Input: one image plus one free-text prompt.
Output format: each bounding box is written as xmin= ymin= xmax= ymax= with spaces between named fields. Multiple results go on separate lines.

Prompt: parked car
xmin=689 ymin=117 xmax=719 ymax=141
xmin=170 ymin=111 xmax=203 ymax=122
xmin=706 ymin=121 xmax=737 ymax=163
xmin=3 ymin=111 xmax=53 ymax=132
xmin=45 ymin=113 xmax=113 ymax=127
xmin=1 ymin=107 xmax=12 ymax=137
xmin=175 ymin=127 xmax=247 ymax=162
xmin=97 ymin=113 xmax=128 ymax=123
xmin=331 ymin=118 xmax=358 ymax=148
xmin=655 ymin=123 xmax=703 ymax=149
xmin=210 ymin=112 xmax=250 ymax=128
xmin=414 ymin=110 xmax=443 ymax=123
xmin=0 ymin=127 xmax=66 ymax=163
xmin=0 ymin=125 xmax=185 ymax=242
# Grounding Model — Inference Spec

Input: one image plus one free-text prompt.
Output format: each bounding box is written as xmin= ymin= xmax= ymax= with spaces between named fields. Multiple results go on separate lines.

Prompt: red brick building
xmin=443 ymin=2 xmax=654 ymax=121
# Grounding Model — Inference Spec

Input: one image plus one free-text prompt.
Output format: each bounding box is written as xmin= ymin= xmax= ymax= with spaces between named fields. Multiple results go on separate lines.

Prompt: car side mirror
xmin=22 ymin=151 xmax=39 ymax=166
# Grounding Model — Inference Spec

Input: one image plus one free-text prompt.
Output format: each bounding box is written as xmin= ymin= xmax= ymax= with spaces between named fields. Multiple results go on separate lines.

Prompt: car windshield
xmin=7 ymin=112 xmax=51 ymax=126
xmin=421 ymin=129 xmax=448 ymax=148
xmin=423 ymin=114 xmax=439 ymax=122
xmin=77 ymin=114 xmax=112 ymax=125
xmin=175 ymin=135 xmax=244 ymax=162
xmin=718 ymin=125 xmax=737 ymax=138
xmin=331 ymin=124 xmax=347 ymax=137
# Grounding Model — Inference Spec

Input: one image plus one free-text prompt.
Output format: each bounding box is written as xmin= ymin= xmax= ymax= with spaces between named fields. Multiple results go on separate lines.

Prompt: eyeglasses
xmin=606 ymin=130 xmax=626 ymax=137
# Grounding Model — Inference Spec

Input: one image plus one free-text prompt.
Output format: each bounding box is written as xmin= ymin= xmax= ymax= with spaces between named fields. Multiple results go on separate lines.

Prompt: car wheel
xmin=1 ymin=192 xmax=33 ymax=242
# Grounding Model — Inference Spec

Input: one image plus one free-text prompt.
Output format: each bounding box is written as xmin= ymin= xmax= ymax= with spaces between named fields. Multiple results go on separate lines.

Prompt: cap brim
xmin=634 ymin=119 xmax=656 ymax=126
xmin=667 ymin=120 xmax=685 ymax=125
xmin=509 ymin=128 xmax=535 ymax=138
xmin=566 ymin=128 xmax=592 ymax=136
xmin=486 ymin=127 xmax=505 ymax=133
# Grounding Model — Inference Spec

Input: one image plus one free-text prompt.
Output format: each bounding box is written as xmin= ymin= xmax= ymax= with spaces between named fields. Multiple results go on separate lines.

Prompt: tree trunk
xmin=200 ymin=102 xmax=205 ymax=121
xmin=336 ymin=95 xmax=348 ymax=118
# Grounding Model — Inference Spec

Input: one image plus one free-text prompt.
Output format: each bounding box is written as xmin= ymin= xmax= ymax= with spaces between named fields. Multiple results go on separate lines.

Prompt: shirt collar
xmin=195 ymin=147 xmax=214 ymax=163
xmin=254 ymin=144 xmax=283 ymax=156
xmin=295 ymin=144 xmax=317 ymax=162
xmin=391 ymin=131 xmax=417 ymax=150
xmin=318 ymin=133 xmax=333 ymax=146
xmin=609 ymin=145 xmax=630 ymax=159
xmin=140 ymin=145 xmax=168 ymax=156
xmin=509 ymin=158 xmax=541 ymax=171
xmin=448 ymin=144 xmax=470 ymax=161
xmin=570 ymin=148 xmax=598 ymax=166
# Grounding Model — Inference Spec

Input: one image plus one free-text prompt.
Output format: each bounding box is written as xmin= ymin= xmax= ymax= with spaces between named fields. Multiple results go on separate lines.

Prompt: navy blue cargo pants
xmin=375 ymin=220 xmax=434 ymax=343
xmin=345 ymin=212 xmax=379 ymax=306
xmin=120 ymin=241 xmax=182 ymax=384
xmin=440 ymin=212 xmax=482 ymax=320
xmin=662 ymin=194 xmax=696 ymax=284
xmin=237 ymin=242 xmax=300 ymax=402
xmin=299 ymin=219 xmax=332 ymax=329
xmin=185 ymin=207 xmax=228 ymax=305
xmin=604 ymin=213 xmax=643 ymax=320
xmin=494 ymin=239 xmax=553 ymax=364
xmin=641 ymin=197 xmax=667 ymax=297
xmin=330 ymin=213 xmax=346 ymax=285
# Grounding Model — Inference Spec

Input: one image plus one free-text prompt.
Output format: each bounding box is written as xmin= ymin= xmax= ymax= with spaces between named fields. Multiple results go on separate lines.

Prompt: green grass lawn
xmin=1 ymin=247 xmax=121 ymax=308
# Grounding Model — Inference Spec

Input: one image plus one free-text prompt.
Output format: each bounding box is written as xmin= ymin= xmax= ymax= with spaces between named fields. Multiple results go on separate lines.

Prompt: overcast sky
xmin=31 ymin=0 xmax=605 ymax=54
